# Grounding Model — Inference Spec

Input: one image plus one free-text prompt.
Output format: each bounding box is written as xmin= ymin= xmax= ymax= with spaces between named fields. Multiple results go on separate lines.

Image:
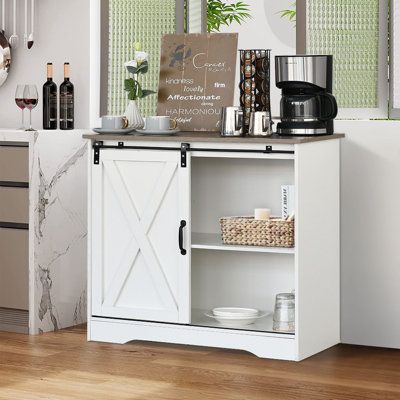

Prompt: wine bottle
xmin=59 ymin=62 xmax=74 ymax=130
xmin=43 ymin=63 xmax=58 ymax=130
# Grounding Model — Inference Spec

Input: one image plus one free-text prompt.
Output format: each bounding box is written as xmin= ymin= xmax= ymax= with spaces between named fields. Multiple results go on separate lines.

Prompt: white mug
xmin=102 ymin=115 xmax=129 ymax=130
xmin=144 ymin=116 xmax=177 ymax=132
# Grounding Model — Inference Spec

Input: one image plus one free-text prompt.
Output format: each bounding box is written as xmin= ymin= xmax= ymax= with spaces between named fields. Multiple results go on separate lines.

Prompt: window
xmin=307 ymin=0 xmax=380 ymax=109
xmin=95 ymin=1 xmax=399 ymax=122
xmin=99 ymin=0 xmax=205 ymax=119
xmin=298 ymin=0 xmax=389 ymax=119
xmin=105 ymin=0 xmax=177 ymax=116
xmin=391 ymin=0 xmax=400 ymax=117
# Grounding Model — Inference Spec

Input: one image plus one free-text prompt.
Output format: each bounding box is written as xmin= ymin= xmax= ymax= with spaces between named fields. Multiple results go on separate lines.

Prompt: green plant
xmin=207 ymin=0 xmax=251 ymax=33
xmin=124 ymin=43 xmax=156 ymax=101
xmin=279 ymin=2 xmax=296 ymax=25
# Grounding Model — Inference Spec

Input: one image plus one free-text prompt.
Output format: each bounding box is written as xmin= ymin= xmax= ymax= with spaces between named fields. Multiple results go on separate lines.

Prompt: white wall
xmin=0 ymin=0 xmax=90 ymax=129
xmin=337 ymin=120 xmax=400 ymax=349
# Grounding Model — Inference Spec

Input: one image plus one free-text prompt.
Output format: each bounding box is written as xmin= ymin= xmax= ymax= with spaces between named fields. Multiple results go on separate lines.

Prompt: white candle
xmin=254 ymin=208 xmax=271 ymax=220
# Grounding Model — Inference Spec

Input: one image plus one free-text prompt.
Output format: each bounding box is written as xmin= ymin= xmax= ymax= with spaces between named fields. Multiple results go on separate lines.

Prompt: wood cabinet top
xmin=83 ymin=131 xmax=345 ymax=145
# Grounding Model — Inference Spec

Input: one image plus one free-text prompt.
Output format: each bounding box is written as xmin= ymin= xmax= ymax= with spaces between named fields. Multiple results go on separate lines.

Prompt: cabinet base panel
xmin=0 ymin=308 xmax=29 ymax=334
xmin=89 ymin=317 xmax=298 ymax=361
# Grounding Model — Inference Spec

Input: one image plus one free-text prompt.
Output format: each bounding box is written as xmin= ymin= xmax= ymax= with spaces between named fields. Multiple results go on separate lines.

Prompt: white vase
xmin=124 ymin=100 xmax=144 ymax=130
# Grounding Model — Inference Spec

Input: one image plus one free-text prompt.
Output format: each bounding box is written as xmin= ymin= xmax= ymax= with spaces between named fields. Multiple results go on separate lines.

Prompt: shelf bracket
xmin=93 ymin=141 xmax=103 ymax=165
xmin=181 ymin=143 xmax=190 ymax=168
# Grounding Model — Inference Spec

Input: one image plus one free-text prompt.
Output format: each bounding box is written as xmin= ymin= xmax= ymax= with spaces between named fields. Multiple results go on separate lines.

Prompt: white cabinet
xmin=87 ymin=135 xmax=342 ymax=361
xmin=91 ymin=149 xmax=191 ymax=323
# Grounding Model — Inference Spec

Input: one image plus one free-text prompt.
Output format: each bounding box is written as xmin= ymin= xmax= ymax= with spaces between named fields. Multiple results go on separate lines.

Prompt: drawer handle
xmin=178 ymin=220 xmax=187 ymax=256
xmin=0 ymin=181 xmax=29 ymax=188
xmin=0 ymin=222 xmax=29 ymax=230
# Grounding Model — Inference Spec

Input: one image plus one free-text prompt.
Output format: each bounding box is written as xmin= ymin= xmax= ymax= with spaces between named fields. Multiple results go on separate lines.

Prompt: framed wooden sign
xmin=157 ymin=33 xmax=238 ymax=131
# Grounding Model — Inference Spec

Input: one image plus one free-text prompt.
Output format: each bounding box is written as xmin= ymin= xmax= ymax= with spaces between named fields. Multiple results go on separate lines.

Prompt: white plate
xmin=93 ymin=127 xmax=137 ymax=135
xmin=204 ymin=310 xmax=270 ymax=328
xmin=136 ymin=128 xmax=180 ymax=136
xmin=212 ymin=307 xmax=259 ymax=318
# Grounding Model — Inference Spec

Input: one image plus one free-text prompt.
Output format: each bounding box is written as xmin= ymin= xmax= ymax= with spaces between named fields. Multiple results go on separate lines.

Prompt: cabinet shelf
xmin=190 ymin=309 xmax=295 ymax=337
xmin=191 ymin=233 xmax=295 ymax=254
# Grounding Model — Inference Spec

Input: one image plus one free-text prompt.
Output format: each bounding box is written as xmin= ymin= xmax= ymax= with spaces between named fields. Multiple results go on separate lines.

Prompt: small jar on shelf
xmin=273 ymin=293 xmax=295 ymax=333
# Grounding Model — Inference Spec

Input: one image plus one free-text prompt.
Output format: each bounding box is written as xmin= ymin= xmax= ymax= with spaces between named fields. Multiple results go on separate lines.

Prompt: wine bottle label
xmin=60 ymin=93 xmax=74 ymax=121
xmin=49 ymin=93 xmax=57 ymax=121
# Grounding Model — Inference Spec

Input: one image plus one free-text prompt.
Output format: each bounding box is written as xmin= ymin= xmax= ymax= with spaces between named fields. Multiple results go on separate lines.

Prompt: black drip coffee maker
xmin=275 ymin=55 xmax=338 ymax=135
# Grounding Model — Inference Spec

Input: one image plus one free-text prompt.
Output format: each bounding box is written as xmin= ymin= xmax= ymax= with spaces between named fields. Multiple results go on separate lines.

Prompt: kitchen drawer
xmin=0 ymin=145 xmax=29 ymax=182
xmin=0 ymin=187 xmax=29 ymax=224
xmin=0 ymin=228 xmax=29 ymax=310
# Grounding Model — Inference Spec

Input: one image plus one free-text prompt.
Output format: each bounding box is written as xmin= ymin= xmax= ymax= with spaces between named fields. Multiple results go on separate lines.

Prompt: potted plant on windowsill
xmin=124 ymin=43 xmax=156 ymax=129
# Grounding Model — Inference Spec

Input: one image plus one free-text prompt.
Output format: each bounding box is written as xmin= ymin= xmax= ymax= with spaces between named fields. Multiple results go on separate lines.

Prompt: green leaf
xmin=126 ymin=66 xmax=138 ymax=75
xmin=128 ymin=91 xmax=137 ymax=101
xmin=207 ymin=0 xmax=252 ymax=32
xmin=141 ymin=89 xmax=156 ymax=98
xmin=136 ymin=61 xmax=149 ymax=74
xmin=124 ymin=78 xmax=135 ymax=92
xmin=278 ymin=2 xmax=296 ymax=25
xmin=127 ymin=61 xmax=149 ymax=75
xmin=136 ymin=81 xmax=143 ymax=98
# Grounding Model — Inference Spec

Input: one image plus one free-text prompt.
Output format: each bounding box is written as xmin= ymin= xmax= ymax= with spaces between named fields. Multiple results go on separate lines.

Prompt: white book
xmin=281 ymin=185 xmax=295 ymax=219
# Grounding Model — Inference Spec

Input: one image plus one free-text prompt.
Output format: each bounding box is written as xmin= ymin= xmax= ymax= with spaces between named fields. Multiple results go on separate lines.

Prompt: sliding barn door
xmin=91 ymin=149 xmax=190 ymax=324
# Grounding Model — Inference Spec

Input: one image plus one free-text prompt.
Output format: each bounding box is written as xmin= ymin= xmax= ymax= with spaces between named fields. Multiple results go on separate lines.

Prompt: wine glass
xmin=23 ymin=85 xmax=39 ymax=131
xmin=15 ymin=84 xmax=26 ymax=130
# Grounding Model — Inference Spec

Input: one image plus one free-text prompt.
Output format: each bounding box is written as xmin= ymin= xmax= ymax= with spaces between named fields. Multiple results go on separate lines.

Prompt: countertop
xmin=83 ymin=131 xmax=345 ymax=144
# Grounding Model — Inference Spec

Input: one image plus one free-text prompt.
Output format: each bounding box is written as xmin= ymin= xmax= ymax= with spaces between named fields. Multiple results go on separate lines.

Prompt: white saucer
xmin=136 ymin=128 xmax=180 ymax=136
xmin=93 ymin=127 xmax=137 ymax=135
xmin=205 ymin=310 xmax=270 ymax=328
xmin=212 ymin=307 xmax=259 ymax=318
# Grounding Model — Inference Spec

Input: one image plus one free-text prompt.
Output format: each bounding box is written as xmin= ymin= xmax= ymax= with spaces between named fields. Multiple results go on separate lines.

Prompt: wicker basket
xmin=220 ymin=216 xmax=295 ymax=248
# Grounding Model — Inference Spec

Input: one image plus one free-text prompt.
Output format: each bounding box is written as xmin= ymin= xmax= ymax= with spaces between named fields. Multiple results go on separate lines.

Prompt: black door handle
xmin=178 ymin=220 xmax=187 ymax=255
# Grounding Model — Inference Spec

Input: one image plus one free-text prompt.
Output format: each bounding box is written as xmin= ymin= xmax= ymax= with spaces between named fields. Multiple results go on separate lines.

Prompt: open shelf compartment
xmin=190 ymin=155 xmax=296 ymax=335
xmin=190 ymin=249 xmax=295 ymax=335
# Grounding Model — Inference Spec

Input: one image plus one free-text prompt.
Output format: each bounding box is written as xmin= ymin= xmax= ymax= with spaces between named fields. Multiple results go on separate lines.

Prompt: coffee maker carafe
xmin=275 ymin=55 xmax=338 ymax=135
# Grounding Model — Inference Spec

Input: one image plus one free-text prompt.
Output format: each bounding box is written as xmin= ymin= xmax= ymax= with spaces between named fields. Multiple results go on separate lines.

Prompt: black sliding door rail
xmin=92 ymin=141 xmax=295 ymax=165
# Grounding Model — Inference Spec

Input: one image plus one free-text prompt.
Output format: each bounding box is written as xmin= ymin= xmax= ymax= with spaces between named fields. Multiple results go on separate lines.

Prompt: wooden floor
xmin=0 ymin=326 xmax=399 ymax=400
